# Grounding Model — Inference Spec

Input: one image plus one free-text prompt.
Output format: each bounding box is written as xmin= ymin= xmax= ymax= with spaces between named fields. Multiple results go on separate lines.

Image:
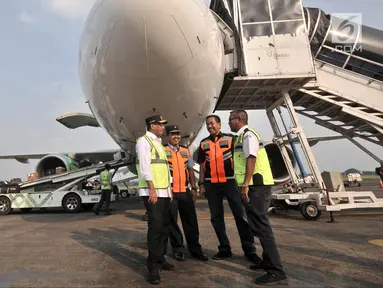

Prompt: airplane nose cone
xmin=100 ymin=0 xmax=206 ymax=79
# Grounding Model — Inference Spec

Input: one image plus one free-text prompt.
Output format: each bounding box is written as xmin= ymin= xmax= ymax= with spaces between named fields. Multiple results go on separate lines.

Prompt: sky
xmin=0 ymin=0 xmax=383 ymax=181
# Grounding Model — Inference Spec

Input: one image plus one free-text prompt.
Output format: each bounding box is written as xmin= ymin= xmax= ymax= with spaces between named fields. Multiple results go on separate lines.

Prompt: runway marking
xmin=368 ymin=239 xmax=383 ymax=247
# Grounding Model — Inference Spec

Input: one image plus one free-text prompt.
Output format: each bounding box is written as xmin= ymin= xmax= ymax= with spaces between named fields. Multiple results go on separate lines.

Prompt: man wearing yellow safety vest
xmin=136 ymin=115 xmax=174 ymax=285
xmin=94 ymin=163 xmax=113 ymax=215
xmin=229 ymin=110 xmax=287 ymax=286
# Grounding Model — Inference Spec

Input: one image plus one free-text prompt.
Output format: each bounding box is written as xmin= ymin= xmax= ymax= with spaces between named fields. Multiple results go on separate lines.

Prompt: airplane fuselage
xmin=79 ymin=0 xmax=225 ymax=155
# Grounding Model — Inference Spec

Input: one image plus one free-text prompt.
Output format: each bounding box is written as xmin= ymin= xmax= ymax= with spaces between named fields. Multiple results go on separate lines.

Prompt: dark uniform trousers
xmin=241 ymin=185 xmax=285 ymax=276
xmin=204 ymin=180 xmax=256 ymax=255
xmin=168 ymin=189 xmax=203 ymax=254
xmin=142 ymin=196 xmax=171 ymax=270
xmin=94 ymin=189 xmax=111 ymax=213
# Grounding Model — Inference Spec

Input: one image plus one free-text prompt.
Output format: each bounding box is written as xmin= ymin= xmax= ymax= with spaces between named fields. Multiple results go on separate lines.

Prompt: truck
xmin=0 ymin=159 xmax=127 ymax=215
xmin=343 ymin=173 xmax=362 ymax=187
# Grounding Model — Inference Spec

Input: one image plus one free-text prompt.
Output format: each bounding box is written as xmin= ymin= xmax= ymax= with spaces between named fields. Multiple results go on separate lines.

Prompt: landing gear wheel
xmin=62 ymin=194 xmax=82 ymax=213
xmin=20 ymin=208 xmax=33 ymax=213
xmin=0 ymin=196 xmax=11 ymax=215
xmin=300 ymin=201 xmax=321 ymax=220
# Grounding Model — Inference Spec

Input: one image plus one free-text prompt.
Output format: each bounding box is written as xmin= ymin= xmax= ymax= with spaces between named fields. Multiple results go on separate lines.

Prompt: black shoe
xmin=161 ymin=261 xmax=175 ymax=271
xmin=245 ymin=252 xmax=263 ymax=264
xmin=190 ymin=252 xmax=209 ymax=261
xmin=148 ymin=269 xmax=160 ymax=285
xmin=94 ymin=210 xmax=99 ymax=215
xmin=212 ymin=251 xmax=233 ymax=260
xmin=104 ymin=211 xmax=112 ymax=215
xmin=255 ymin=272 xmax=288 ymax=286
xmin=174 ymin=252 xmax=185 ymax=261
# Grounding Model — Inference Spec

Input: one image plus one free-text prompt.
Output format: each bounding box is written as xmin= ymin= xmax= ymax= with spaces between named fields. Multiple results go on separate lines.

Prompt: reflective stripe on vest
xmin=200 ymin=135 xmax=235 ymax=183
xmin=136 ymin=135 xmax=170 ymax=189
xmin=100 ymin=170 xmax=112 ymax=189
xmin=165 ymin=146 xmax=189 ymax=192
xmin=234 ymin=128 xmax=274 ymax=186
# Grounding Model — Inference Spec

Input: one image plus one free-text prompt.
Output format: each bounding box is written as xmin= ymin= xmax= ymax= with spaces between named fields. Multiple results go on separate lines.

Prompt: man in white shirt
xmin=136 ymin=115 xmax=174 ymax=285
xmin=229 ymin=110 xmax=287 ymax=286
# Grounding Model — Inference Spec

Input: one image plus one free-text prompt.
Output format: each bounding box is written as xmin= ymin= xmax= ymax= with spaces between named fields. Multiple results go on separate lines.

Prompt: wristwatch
xmin=198 ymin=182 xmax=204 ymax=186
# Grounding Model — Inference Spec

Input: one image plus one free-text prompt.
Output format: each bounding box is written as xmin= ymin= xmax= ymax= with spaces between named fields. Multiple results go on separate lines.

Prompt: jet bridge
xmin=212 ymin=0 xmax=383 ymax=219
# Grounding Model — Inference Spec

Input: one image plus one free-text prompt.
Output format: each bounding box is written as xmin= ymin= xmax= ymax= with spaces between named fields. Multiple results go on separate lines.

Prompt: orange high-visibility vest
xmin=164 ymin=145 xmax=190 ymax=192
xmin=199 ymin=133 xmax=235 ymax=183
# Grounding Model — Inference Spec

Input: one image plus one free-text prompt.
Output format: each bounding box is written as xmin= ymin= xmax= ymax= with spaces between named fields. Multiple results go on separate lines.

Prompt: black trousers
xmin=142 ymin=196 xmax=171 ymax=270
xmin=242 ymin=185 xmax=285 ymax=276
xmin=205 ymin=180 xmax=256 ymax=255
xmin=95 ymin=189 xmax=111 ymax=212
xmin=168 ymin=189 xmax=203 ymax=254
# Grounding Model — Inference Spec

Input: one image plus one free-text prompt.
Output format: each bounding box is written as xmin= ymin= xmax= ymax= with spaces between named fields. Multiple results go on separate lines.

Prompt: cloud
xmin=18 ymin=11 xmax=39 ymax=24
xmin=44 ymin=0 xmax=97 ymax=20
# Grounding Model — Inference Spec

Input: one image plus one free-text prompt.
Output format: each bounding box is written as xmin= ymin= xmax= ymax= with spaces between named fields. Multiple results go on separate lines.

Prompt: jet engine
xmin=35 ymin=155 xmax=79 ymax=177
xmin=264 ymin=143 xmax=296 ymax=184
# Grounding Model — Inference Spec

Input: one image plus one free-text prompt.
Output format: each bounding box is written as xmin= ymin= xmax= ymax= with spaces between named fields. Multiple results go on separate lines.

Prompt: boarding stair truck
xmin=210 ymin=1 xmax=383 ymax=220
xmin=0 ymin=158 xmax=128 ymax=215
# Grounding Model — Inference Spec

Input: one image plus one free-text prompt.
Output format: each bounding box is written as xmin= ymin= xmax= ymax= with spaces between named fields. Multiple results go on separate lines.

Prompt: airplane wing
xmin=0 ymin=154 xmax=48 ymax=164
xmin=56 ymin=112 xmax=100 ymax=129
xmin=0 ymin=150 xmax=121 ymax=164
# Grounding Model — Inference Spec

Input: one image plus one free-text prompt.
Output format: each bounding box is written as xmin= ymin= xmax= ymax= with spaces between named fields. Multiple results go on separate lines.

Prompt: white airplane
xmin=0 ymin=0 xmax=370 ymax=183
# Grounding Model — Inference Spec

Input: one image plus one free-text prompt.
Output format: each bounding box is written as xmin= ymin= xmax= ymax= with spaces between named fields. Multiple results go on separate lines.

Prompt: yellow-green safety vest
xmin=234 ymin=127 xmax=274 ymax=186
xmin=100 ymin=170 xmax=112 ymax=189
xmin=136 ymin=135 xmax=170 ymax=189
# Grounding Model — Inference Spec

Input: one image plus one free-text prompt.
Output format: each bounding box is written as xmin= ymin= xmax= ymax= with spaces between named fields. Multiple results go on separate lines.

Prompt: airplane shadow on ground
xmin=17 ymin=209 xmax=97 ymax=223
xmin=71 ymin=228 xmax=383 ymax=288
xmin=71 ymin=227 xmax=257 ymax=287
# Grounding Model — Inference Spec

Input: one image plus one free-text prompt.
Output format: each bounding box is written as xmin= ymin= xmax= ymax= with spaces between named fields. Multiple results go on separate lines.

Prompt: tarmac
xmin=0 ymin=179 xmax=382 ymax=287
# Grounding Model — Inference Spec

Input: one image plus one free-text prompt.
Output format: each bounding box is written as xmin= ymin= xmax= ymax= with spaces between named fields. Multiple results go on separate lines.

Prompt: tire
xmin=0 ymin=196 xmax=12 ymax=215
xmin=300 ymin=201 xmax=321 ymax=221
xmin=120 ymin=190 xmax=129 ymax=198
xmin=20 ymin=208 xmax=33 ymax=213
xmin=62 ymin=193 xmax=82 ymax=213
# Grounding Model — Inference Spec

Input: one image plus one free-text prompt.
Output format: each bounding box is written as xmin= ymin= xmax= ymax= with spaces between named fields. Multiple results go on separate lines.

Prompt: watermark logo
xmin=330 ymin=13 xmax=362 ymax=52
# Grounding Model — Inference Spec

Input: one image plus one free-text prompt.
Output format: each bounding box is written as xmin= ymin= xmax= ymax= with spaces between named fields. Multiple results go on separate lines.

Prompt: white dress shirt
xmin=136 ymin=131 xmax=172 ymax=198
xmin=236 ymin=125 xmax=259 ymax=158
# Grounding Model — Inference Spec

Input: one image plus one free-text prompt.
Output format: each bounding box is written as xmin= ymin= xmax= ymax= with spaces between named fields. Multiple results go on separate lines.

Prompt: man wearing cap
xmin=164 ymin=125 xmax=209 ymax=262
xmin=136 ymin=115 xmax=174 ymax=285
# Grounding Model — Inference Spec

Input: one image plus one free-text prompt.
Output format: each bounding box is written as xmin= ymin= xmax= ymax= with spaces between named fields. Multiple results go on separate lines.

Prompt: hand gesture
xmin=149 ymin=188 xmax=158 ymax=204
xmin=241 ymin=186 xmax=249 ymax=202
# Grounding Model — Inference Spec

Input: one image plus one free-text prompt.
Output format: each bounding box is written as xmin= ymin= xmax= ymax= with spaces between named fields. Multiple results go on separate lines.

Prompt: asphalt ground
xmin=0 ymin=181 xmax=382 ymax=288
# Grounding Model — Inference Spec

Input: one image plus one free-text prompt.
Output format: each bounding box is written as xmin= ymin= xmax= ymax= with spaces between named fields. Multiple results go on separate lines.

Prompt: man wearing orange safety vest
xmin=196 ymin=115 xmax=258 ymax=263
xmin=164 ymin=125 xmax=209 ymax=262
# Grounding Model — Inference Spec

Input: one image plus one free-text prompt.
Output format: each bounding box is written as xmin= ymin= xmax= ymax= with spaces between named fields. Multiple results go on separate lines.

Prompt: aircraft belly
xmin=80 ymin=0 xmax=225 ymax=151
